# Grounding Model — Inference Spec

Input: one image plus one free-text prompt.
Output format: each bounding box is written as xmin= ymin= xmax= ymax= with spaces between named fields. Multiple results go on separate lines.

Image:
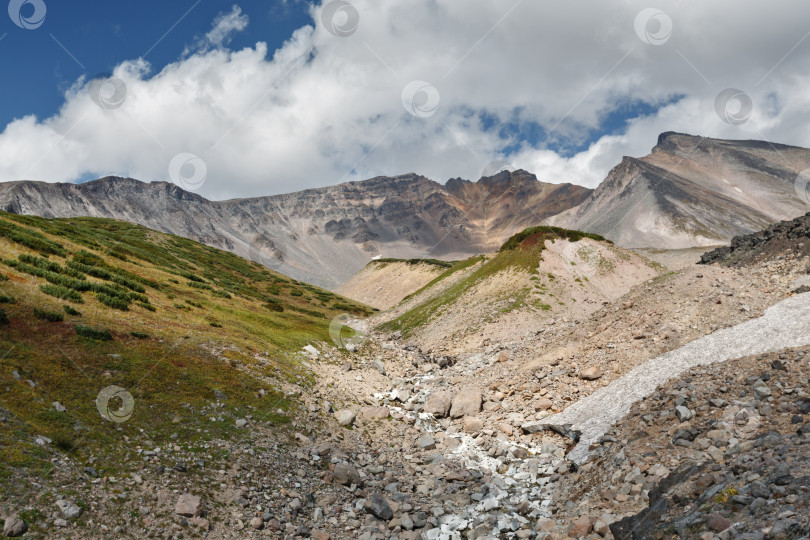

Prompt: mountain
xmin=550 ymin=132 xmax=810 ymax=248
xmin=0 ymin=171 xmax=591 ymax=290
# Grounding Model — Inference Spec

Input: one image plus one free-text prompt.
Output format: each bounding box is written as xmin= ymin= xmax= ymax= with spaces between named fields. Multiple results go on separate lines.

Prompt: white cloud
xmin=184 ymin=5 xmax=249 ymax=55
xmin=2 ymin=1 xmax=810 ymax=198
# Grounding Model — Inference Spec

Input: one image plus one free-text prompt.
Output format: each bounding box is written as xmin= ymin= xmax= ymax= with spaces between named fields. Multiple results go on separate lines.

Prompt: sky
xmin=1 ymin=1 xmax=810 ymax=200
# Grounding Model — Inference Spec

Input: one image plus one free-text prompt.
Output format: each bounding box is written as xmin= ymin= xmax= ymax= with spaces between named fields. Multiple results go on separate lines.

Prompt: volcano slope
xmin=0 ymin=211 xmax=378 ymax=538
xmin=288 ymin=222 xmax=807 ymax=539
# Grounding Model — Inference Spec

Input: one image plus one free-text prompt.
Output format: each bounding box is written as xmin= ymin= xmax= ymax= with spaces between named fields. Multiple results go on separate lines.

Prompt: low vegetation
xmin=0 ymin=211 xmax=374 ymax=495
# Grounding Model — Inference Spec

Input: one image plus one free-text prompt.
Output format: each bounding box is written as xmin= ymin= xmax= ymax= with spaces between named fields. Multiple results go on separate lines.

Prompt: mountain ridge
xmin=0 ymin=170 xmax=591 ymax=289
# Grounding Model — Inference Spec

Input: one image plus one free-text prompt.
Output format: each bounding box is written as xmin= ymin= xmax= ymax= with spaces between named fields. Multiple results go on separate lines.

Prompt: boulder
xmin=424 ymin=391 xmax=452 ymax=418
xmin=333 ymin=463 xmax=362 ymax=486
xmin=3 ymin=515 xmax=27 ymax=537
xmin=449 ymin=388 xmax=482 ymax=418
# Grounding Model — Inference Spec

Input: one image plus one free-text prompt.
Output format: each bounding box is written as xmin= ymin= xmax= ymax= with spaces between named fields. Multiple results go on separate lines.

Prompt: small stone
xmin=753 ymin=385 xmax=772 ymax=400
xmin=360 ymin=406 xmax=389 ymax=420
xmin=189 ymin=517 xmax=209 ymax=530
xmin=333 ymin=462 xmax=362 ymax=486
xmin=707 ymin=512 xmax=731 ymax=532
xmin=368 ymin=492 xmax=393 ymax=521
xmin=334 ymin=409 xmax=356 ymax=426
xmin=417 ymin=435 xmax=436 ymax=450
xmin=249 ymin=516 xmax=263 ymax=530
xmin=174 ymin=494 xmax=203 ymax=517
xmin=56 ymin=499 xmax=83 ymax=519
xmin=675 ymin=406 xmax=693 ymax=422
xmin=463 ymin=416 xmax=484 ymax=432
xmin=535 ymin=397 xmax=553 ymax=410
xmin=580 ymin=367 xmax=602 ymax=380
xmin=568 ymin=515 xmax=593 ymax=537
xmin=373 ymin=359 xmax=386 ymax=375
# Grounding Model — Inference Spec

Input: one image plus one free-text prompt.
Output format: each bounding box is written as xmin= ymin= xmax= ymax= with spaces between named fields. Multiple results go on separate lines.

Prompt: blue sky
xmin=0 ymin=1 xmax=310 ymax=127
xmin=0 ymin=1 xmax=808 ymax=199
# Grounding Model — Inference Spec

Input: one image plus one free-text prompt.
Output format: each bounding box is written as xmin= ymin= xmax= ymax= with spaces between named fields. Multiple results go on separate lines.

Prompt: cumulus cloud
xmin=2 ymin=1 xmax=810 ymax=199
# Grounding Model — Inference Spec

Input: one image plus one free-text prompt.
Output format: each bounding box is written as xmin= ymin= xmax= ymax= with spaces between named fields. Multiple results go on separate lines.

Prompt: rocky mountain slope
xmin=2 ymin=215 xmax=810 ymax=539
xmin=0 ymin=211 xmax=376 ymax=539
xmin=0 ymin=171 xmax=591 ymax=291
xmin=700 ymin=211 xmax=810 ymax=269
xmin=375 ymin=227 xmax=662 ymax=355
xmin=551 ymin=132 xmax=810 ymax=249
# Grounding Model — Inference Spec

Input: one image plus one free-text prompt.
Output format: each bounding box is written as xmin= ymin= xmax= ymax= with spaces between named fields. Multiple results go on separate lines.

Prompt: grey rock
xmin=424 ymin=391 xmax=452 ymax=418
xmin=367 ymin=492 xmax=393 ymax=521
xmin=56 ymin=499 xmax=83 ymax=519
xmin=334 ymin=409 xmax=356 ymax=426
xmin=333 ymin=463 xmax=362 ymax=486
xmin=174 ymin=494 xmax=203 ymax=517
xmin=3 ymin=515 xmax=27 ymax=537
xmin=675 ymin=406 xmax=693 ymax=422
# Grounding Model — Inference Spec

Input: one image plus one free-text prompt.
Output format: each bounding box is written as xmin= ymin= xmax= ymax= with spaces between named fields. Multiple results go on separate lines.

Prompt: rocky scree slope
xmin=0 ymin=170 xmax=591 ymax=291
xmin=700 ymin=211 xmax=810 ymax=271
xmin=552 ymin=132 xmax=810 ymax=249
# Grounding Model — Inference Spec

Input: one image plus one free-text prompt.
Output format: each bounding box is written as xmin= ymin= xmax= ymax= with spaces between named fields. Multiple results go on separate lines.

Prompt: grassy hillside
xmin=378 ymin=226 xmax=610 ymax=336
xmin=0 ymin=212 xmax=373 ymax=501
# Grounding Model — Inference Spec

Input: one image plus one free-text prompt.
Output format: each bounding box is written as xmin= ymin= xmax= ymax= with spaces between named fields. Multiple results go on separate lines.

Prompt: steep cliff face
xmin=0 ymin=171 xmax=591 ymax=289
xmin=556 ymin=132 xmax=810 ymax=248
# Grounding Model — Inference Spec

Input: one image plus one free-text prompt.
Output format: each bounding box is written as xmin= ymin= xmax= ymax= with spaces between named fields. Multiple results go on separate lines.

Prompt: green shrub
xmin=187 ymin=281 xmax=213 ymax=290
xmin=0 ymin=308 xmax=8 ymax=325
xmin=96 ymin=293 xmax=130 ymax=310
xmin=130 ymin=331 xmax=149 ymax=338
xmin=136 ymin=301 xmax=156 ymax=312
xmin=40 ymin=284 xmax=84 ymax=303
xmin=211 ymin=290 xmax=231 ymax=299
xmin=0 ymin=293 xmax=14 ymax=303
xmin=185 ymin=300 xmax=203 ymax=308
xmin=75 ymin=325 xmax=112 ymax=340
xmin=52 ymin=431 xmax=77 ymax=452
xmin=209 ymin=320 xmax=223 ymax=328
xmin=0 ymin=221 xmax=65 ymax=256
xmin=290 ymin=290 xmax=303 ymax=297
xmin=33 ymin=307 xmax=64 ymax=322
xmin=63 ymin=305 xmax=82 ymax=316
xmin=179 ymin=272 xmax=206 ymax=283
xmin=0 ymin=273 xmax=8 ymax=281
xmin=264 ymin=300 xmax=284 ymax=312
